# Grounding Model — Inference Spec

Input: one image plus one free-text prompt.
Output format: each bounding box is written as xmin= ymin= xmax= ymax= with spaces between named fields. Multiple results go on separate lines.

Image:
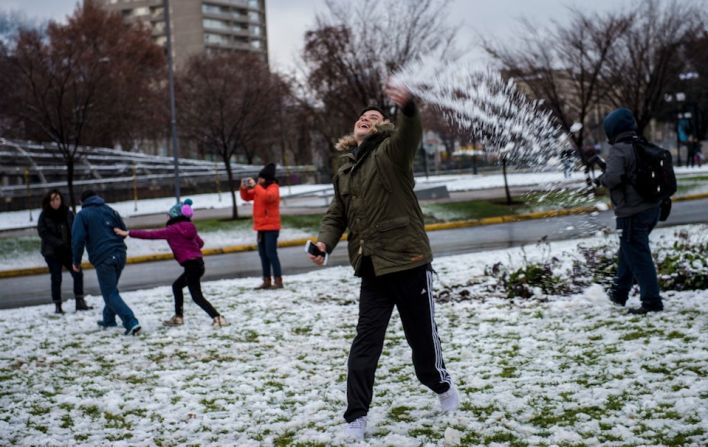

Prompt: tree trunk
xmin=502 ymin=155 xmax=512 ymax=206
xmin=66 ymin=156 xmax=77 ymax=213
xmin=224 ymin=156 xmax=239 ymax=219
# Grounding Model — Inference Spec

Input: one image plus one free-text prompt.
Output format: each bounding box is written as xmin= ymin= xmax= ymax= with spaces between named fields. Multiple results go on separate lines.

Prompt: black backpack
xmin=626 ymin=137 xmax=677 ymax=202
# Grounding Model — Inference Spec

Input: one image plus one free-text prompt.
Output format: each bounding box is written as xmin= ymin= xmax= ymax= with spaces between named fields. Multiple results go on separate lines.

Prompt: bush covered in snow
xmin=440 ymin=225 xmax=708 ymax=302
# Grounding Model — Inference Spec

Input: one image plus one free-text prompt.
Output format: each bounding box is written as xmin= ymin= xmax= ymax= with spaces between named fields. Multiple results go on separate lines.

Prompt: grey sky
xmin=1 ymin=0 xmax=689 ymax=72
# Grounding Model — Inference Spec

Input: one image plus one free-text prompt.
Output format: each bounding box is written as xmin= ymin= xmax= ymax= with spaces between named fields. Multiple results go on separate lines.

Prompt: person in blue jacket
xmin=71 ymin=190 xmax=141 ymax=335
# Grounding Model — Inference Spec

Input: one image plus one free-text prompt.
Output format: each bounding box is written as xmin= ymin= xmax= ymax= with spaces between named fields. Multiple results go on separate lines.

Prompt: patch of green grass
xmin=388 ymin=405 xmax=415 ymax=422
xmin=273 ymin=431 xmax=296 ymax=447
xmin=81 ymin=404 xmax=101 ymax=420
xmin=293 ymin=326 xmax=312 ymax=335
xmin=409 ymin=426 xmax=438 ymax=438
xmin=60 ymin=413 xmax=74 ymax=429
xmin=29 ymin=404 xmax=50 ymax=416
xmin=483 ymin=431 xmax=528 ymax=446
xmin=104 ymin=411 xmax=132 ymax=430
xmin=422 ymin=199 xmax=523 ymax=223
xmin=193 ymin=214 xmax=323 ymax=235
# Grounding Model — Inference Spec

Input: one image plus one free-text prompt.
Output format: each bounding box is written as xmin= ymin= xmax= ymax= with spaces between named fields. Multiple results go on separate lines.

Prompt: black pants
xmin=44 ymin=252 xmax=84 ymax=303
xmin=344 ymin=264 xmax=452 ymax=422
xmin=172 ymin=258 xmax=220 ymax=319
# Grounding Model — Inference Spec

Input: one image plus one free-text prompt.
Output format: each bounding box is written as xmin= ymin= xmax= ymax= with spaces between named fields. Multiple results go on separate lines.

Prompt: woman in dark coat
xmin=37 ymin=190 xmax=91 ymax=313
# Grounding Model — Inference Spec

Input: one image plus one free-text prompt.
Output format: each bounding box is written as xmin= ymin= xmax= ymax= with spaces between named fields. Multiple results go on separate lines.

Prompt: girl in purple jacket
xmin=114 ymin=199 xmax=228 ymax=327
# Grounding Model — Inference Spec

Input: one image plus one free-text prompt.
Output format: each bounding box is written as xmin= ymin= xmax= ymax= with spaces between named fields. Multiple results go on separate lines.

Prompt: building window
xmin=250 ymin=26 xmax=261 ymax=37
xmin=203 ymin=18 xmax=230 ymax=31
xmin=248 ymin=11 xmax=259 ymax=22
xmin=133 ymin=7 xmax=149 ymax=16
xmin=249 ymin=0 xmax=259 ymax=9
xmin=205 ymin=33 xmax=229 ymax=45
xmin=250 ymin=40 xmax=261 ymax=49
xmin=202 ymin=4 xmax=224 ymax=15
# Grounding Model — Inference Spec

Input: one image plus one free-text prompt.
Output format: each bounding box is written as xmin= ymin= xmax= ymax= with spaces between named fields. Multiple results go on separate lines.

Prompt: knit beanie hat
xmin=259 ymin=163 xmax=276 ymax=181
xmin=168 ymin=198 xmax=193 ymax=218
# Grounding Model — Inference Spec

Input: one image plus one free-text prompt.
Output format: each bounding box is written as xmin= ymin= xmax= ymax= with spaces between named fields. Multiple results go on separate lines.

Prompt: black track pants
xmin=344 ymin=264 xmax=452 ymax=422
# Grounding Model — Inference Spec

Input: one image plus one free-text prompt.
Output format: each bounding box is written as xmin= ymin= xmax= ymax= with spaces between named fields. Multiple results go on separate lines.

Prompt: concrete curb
xmin=2 ymin=192 xmax=707 ymax=279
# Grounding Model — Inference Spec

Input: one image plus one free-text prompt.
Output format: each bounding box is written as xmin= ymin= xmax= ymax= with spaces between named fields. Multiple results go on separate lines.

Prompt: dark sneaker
xmin=125 ymin=323 xmax=141 ymax=336
xmin=97 ymin=320 xmax=118 ymax=329
xmin=627 ymin=306 xmax=663 ymax=315
xmin=607 ymin=290 xmax=626 ymax=307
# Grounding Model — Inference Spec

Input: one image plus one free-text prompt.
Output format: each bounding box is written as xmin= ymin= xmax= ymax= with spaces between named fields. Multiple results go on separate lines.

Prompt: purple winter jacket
xmin=129 ymin=221 xmax=204 ymax=265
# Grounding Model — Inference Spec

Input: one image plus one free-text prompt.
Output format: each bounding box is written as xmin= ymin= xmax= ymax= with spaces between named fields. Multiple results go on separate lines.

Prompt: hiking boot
xmin=54 ymin=302 xmax=64 ymax=314
xmin=162 ymin=315 xmax=184 ymax=326
xmin=75 ymin=296 xmax=93 ymax=311
xmin=628 ymin=306 xmax=663 ymax=315
xmin=97 ymin=320 xmax=118 ymax=329
xmin=438 ymin=384 xmax=460 ymax=412
xmin=125 ymin=323 xmax=141 ymax=336
xmin=255 ymin=277 xmax=272 ymax=290
xmin=212 ymin=315 xmax=229 ymax=327
xmin=343 ymin=416 xmax=366 ymax=441
xmin=273 ymin=276 xmax=284 ymax=289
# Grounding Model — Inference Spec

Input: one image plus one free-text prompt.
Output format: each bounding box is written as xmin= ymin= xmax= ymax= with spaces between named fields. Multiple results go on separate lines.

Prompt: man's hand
xmin=72 ymin=264 xmax=81 ymax=273
xmin=114 ymin=228 xmax=129 ymax=237
xmin=384 ymin=82 xmax=412 ymax=108
xmin=307 ymin=242 xmax=328 ymax=266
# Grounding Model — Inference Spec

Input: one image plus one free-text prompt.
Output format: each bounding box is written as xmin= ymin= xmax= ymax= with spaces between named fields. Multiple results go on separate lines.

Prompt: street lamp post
xmin=163 ymin=0 xmax=181 ymax=201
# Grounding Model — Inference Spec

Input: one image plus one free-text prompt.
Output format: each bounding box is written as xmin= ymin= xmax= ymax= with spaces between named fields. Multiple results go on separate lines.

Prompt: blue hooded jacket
xmin=72 ymin=195 xmax=127 ymax=266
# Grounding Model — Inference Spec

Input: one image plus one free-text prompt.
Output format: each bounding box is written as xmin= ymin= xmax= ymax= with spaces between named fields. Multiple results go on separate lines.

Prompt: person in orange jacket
xmin=240 ymin=163 xmax=283 ymax=289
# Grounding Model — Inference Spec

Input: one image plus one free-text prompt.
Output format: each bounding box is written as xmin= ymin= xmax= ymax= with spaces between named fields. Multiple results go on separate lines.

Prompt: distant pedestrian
xmin=71 ymin=190 xmax=141 ymax=335
xmin=113 ymin=199 xmax=228 ymax=327
xmin=687 ymin=138 xmax=703 ymax=168
xmin=37 ymin=189 xmax=91 ymax=314
xmin=561 ymin=148 xmax=574 ymax=178
xmin=597 ymin=108 xmax=664 ymax=315
xmin=240 ymin=163 xmax=283 ymax=289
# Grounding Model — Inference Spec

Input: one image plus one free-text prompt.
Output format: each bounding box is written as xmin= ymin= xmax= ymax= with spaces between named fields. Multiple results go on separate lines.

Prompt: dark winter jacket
xmin=71 ymin=196 xmax=127 ymax=266
xmin=129 ymin=219 xmax=204 ymax=265
xmin=317 ymin=102 xmax=432 ymax=276
xmin=598 ymin=108 xmax=661 ymax=218
xmin=37 ymin=208 xmax=75 ymax=258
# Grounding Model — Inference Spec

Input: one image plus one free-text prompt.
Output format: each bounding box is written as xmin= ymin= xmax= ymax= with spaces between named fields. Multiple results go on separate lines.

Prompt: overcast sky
xmin=3 ymin=0 xmax=698 ymax=72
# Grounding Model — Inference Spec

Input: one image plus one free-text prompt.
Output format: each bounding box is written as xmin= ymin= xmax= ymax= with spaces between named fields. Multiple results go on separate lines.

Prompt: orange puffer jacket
xmin=240 ymin=183 xmax=281 ymax=231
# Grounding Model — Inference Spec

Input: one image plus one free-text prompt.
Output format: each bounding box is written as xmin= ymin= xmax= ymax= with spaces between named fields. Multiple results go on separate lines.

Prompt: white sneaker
xmin=343 ymin=416 xmax=367 ymax=441
xmin=438 ymin=384 xmax=460 ymax=412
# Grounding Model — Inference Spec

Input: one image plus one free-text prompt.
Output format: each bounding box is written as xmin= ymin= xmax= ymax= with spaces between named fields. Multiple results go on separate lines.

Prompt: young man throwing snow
xmin=308 ymin=83 xmax=459 ymax=440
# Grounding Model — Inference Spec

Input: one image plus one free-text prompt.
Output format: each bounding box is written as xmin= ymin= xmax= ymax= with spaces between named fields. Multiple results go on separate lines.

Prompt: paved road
xmin=1 ymin=198 xmax=706 ymax=309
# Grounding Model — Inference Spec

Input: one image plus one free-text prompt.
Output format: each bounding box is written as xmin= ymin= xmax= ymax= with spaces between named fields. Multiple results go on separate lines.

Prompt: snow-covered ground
xmin=1 ymin=229 xmax=706 ymax=446
xmin=3 ymin=167 xmax=707 ymax=231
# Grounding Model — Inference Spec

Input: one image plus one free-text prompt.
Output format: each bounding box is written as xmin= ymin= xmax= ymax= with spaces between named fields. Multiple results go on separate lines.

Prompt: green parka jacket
xmin=317 ymin=103 xmax=432 ymax=276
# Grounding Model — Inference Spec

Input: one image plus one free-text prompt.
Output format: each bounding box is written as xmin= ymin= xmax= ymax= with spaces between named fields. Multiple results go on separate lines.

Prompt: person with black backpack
xmin=595 ymin=108 xmax=676 ymax=315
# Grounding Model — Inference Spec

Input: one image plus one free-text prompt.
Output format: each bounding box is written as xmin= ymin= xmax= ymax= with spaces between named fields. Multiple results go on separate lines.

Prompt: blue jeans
xmin=257 ymin=231 xmax=282 ymax=277
xmin=94 ymin=253 xmax=139 ymax=329
xmin=613 ymin=206 xmax=663 ymax=309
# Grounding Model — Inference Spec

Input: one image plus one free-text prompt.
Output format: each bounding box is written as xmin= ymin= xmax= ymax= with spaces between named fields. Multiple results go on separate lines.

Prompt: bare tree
xmin=300 ymin=0 xmax=458 ymax=177
xmin=177 ymin=52 xmax=285 ymax=219
xmin=484 ymin=8 xmax=630 ymax=164
xmin=7 ymin=0 xmax=164 ymax=211
xmin=599 ymin=0 xmax=705 ymax=133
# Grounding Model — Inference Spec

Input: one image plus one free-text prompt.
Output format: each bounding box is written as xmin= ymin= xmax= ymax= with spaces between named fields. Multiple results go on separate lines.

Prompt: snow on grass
xmin=4 ymin=168 xmax=707 ymax=231
xmin=0 ymin=235 xmax=706 ymax=446
xmin=0 ymin=227 xmax=312 ymax=270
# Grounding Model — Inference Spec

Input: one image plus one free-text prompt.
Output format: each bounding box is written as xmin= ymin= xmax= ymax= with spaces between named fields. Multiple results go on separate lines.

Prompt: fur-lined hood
xmin=335 ymin=122 xmax=396 ymax=152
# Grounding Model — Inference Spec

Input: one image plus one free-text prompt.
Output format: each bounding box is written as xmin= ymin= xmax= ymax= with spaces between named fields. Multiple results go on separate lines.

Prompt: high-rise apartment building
xmin=96 ymin=0 xmax=268 ymax=67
